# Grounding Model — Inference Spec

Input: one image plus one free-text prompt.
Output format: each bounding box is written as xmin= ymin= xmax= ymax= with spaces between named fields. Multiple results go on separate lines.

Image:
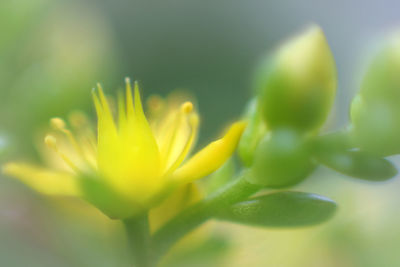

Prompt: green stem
xmin=123 ymin=213 xmax=152 ymax=267
xmin=151 ymin=171 xmax=260 ymax=263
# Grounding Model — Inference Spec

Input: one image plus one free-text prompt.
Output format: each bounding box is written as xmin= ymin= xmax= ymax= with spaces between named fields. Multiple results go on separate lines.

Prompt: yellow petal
xmin=96 ymin=81 xmax=162 ymax=205
xmin=92 ymin=85 xmax=119 ymax=164
xmin=172 ymin=121 xmax=247 ymax=183
xmin=2 ymin=162 xmax=80 ymax=197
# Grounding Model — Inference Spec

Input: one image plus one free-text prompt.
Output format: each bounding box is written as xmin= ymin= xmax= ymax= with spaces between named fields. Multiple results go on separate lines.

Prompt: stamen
xmin=49 ymin=117 xmax=95 ymax=168
xmin=162 ymin=102 xmax=197 ymax=171
xmin=50 ymin=118 xmax=83 ymax=156
xmin=164 ymin=112 xmax=199 ymax=176
xmin=44 ymin=135 xmax=57 ymax=150
xmin=44 ymin=135 xmax=79 ymax=172
xmin=68 ymin=112 xmax=97 ymax=153
xmin=50 ymin=118 xmax=66 ymax=130
xmin=181 ymin=101 xmax=193 ymax=114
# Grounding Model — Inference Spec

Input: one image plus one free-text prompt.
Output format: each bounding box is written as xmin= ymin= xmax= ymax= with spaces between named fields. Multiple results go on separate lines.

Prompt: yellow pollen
xmin=181 ymin=101 xmax=193 ymax=114
xmin=44 ymin=135 xmax=57 ymax=149
xmin=50 ymin=118 xmax=67 ymax=131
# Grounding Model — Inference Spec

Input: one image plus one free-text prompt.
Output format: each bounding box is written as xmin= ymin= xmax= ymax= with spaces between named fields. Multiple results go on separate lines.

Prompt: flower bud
xmin=350 ymin=32 xmax=400 ymax=156
xmin=255 ymin=25 xmax=337 ymax=132
xmin=248 ymin=128 xmax=314 ymax=188
xmin=357 ymin=33 xmax=400 ymax=103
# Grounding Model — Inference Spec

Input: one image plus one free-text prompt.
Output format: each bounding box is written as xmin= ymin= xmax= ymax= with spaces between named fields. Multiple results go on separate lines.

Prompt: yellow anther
xmin=44 ymin=135 xmax=57 ymax=149
xmin=50 ymin=118 xmax=66 ymax=130
xmin=181 ymin=102 xmax=193 ymax=114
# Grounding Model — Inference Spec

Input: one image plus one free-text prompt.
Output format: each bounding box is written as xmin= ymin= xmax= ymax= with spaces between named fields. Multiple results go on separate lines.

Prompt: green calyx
xmin=79 ymin=172 xmax=144 ymax=219
xmin=238 ymin=98 xmax=266 ymax=167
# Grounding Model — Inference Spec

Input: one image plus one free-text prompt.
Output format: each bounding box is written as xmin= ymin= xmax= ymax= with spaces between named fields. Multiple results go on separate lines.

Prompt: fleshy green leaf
xmin=312 ymin=130 xmax=352 ymax=153
xmin=215 ymin=191 xmax=336 ymax=227
xmin=315 ymin=149 xmax=397 ymax=181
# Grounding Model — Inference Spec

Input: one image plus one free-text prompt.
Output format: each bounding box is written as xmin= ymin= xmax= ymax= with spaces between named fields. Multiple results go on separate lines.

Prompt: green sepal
xmin=79 ymin=172 xmax=143 ymax=219
xmin=238 ymin=98 xmax=266 ymax=167
xmin=215 ymin=191 xmax=336 ymax=227
xmin=314 ymin=149 xmax=397 ymax=181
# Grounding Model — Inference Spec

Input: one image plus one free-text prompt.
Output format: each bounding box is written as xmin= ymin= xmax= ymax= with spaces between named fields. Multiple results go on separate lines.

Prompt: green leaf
xmin=312 ymin=130 xmax=352 ymax=153
xmin=315 ymin=149 xmax=397 ymax=181
xmin=215 ymin=191 xmax=336 ymax=227
xmin=238 ymin=98 xmax=266 ymax=167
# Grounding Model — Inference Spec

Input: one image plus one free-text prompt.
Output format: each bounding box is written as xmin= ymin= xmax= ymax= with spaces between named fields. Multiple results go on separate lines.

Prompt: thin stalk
xmin=123 ymin=213 xmax=152 ymax=267
xmin=151 ymin=171 xmax=260 ymax=263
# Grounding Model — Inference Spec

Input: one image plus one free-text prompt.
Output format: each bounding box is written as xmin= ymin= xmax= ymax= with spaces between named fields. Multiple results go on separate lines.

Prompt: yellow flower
xmin=3 ymin=79 xmax=246 ymax=219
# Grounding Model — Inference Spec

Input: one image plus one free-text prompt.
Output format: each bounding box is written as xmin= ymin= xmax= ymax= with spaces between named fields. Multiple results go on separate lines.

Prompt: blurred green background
xmin=1 ymin=0 xmax=400 ymax=266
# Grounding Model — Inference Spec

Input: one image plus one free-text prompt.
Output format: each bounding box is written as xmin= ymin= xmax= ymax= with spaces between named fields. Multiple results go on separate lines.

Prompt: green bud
xmin=256 ymin=25 xmax=337 ymax=132
xmin=350 ymin=33 xmax=400 ymax=156
xmin=358 ymin=33 xmax=400 ymax=103
xmin=249 ymin=128 xmax=315 ymax=188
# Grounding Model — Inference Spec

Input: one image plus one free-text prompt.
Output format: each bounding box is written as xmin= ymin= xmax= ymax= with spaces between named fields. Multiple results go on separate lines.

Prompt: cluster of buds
xmin=240 ymin=25 xmax=400 ymax=189
xmin=240 ymin=25 xmax=337 ymax=187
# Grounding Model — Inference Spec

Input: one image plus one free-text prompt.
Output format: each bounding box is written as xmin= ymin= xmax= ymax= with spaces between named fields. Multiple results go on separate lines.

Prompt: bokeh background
xmin=1 ymin=0 xmax=400 ymax=266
